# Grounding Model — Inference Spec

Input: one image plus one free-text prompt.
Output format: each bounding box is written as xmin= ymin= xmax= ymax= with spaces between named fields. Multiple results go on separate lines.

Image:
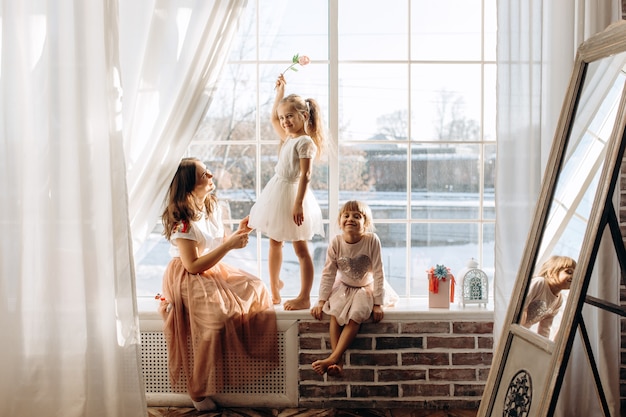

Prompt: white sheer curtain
xmin=495 ymin=0 xmax=620 ymax=414
xmin=0 ymin=2 xmax=145 ymax=416
xmin=119 ymin=0 xmax=247 ymax=252
xmin=0 ymin=0 xmax=246 ymax=415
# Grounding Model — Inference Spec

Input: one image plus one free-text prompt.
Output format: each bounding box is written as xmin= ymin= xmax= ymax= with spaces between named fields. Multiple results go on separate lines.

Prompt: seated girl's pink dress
xmin=319 ymin=233 xmax=398 ymax=326
xmin=159 ymin=205 xmax=278 ymax=398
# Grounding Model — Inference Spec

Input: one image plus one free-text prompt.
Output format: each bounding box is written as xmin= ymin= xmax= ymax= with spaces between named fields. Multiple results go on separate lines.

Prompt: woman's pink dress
xmin=159 ymin=205 xmax=278 ymax=398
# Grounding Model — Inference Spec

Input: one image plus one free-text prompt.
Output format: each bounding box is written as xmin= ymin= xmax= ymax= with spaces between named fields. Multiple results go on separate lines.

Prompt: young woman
xmin=159 ymin=157 xmax=278 ymax=411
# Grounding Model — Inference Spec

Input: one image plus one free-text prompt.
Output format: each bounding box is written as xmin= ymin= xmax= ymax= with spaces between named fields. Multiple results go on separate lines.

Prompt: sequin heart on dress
xmin=337 ymin=255 xmax=372 ymax=282
xmin=524 ymin=299 xmax=549 ymax=325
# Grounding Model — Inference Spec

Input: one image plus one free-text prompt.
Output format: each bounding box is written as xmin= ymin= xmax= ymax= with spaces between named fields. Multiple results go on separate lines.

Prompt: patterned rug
xmin=147 ymin=407 xmax=478 ymax=417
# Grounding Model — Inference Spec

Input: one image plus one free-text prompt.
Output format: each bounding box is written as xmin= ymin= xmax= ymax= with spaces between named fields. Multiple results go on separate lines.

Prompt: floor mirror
xmin=477 ymin=21 xmax=626 ymax=417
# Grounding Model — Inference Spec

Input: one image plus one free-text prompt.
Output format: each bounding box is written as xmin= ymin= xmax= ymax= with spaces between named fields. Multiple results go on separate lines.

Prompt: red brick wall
xmin=296 ymin=318 xmax=493 ymax=408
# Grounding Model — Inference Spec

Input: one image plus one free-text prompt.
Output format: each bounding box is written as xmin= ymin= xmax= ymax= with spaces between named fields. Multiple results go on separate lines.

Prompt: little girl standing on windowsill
xmin=248 ymin=73 xmax=326 ymax=310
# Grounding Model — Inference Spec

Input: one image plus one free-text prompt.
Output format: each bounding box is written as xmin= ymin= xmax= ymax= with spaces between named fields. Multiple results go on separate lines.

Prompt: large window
xmin=135 ymin=0 xmax=497 ymax=302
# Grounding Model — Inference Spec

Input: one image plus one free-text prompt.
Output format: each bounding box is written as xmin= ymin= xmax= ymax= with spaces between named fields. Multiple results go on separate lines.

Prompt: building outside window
xmin=135 ymin=0 xmax=497 ymax=303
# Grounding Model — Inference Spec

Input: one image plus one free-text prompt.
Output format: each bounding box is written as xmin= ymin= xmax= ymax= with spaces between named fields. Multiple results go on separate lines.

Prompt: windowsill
xmin=138 ymin=296 xmax=494 ymax=322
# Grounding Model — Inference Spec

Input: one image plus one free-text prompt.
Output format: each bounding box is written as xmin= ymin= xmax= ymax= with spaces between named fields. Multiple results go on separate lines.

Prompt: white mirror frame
xmin=478 ymin=21 xmax=626 ymax=417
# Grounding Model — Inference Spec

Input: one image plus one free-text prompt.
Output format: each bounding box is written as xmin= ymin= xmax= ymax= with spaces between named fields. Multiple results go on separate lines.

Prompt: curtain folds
xmin=0 ymin=1 xmax=246 ymax=415
xmin=119 ymin=0 xmax=248 ymax=253
xmin=495 ymin=0 xmax=620 ymax=414
xmin=0 ymin=1 xmax=146 ymax=416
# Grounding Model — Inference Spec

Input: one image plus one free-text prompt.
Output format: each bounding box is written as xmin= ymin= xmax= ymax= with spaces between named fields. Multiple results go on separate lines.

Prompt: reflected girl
xmin=520 ymin=255 xmax=577 ymax=339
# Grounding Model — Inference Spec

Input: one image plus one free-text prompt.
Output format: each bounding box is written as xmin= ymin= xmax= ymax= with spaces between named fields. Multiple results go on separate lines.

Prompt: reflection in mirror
xmin=520 ymin=255 xmax=577 ymax=339
xmin=518 ymin=51 xmax=626 ymax=340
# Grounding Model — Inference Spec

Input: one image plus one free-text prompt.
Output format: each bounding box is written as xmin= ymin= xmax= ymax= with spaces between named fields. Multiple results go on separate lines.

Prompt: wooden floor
xmin=147 ymin=407 xmax=478 ymax=417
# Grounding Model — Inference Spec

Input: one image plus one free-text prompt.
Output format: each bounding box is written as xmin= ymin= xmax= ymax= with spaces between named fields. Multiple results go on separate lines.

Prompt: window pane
xmin=484 ymin=0 xmax=497 ymax=61
xmin=259 ymin=143 xmax=279 ymax=188
xmin=484 ymin=63 xmax=497 ymax=141
xmin=200 ymin=63 xmax=258 ymax=139
xmin=411 ymin=0 xmax=483 ymax=61
xmin=258 ymin=0 xmax=328 ymax=61
xmin=484 ymin=143 xmax=496 ymax=220
xmin=229 ymin=2 xmax=257 ymax=61
xmin=339 ymin=0 xmax=408 ymax=60
xmin=379 ymin=226 xmax=409 ymax=297
xmin=135 ymin=229 xmax=168 ymax=297
xmin=411 ymin=63 xmax=482 ymax=141
xmin=410 ymin=223 xmax=480 ymax=297
xmin=339 ymin=64 xmax=409 ymax=140
xmin=339 ymin=143 xmax=408 ymax=217
xmin=411 ymin=143 xmax=480 ymax=197
xmin=482 ymin=222 xmax=495 ymax=297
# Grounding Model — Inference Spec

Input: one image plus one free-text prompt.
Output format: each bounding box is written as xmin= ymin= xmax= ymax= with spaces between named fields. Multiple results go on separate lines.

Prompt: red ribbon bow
xmin=427 ymin=267 xmax=456 ymax=303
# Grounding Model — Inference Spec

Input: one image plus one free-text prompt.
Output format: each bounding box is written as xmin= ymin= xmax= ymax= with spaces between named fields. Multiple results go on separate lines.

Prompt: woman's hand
xmin=226 ymin=228 xmax=250 ymax=250
xmin=238 ymin=215 xmax=253 ymax=234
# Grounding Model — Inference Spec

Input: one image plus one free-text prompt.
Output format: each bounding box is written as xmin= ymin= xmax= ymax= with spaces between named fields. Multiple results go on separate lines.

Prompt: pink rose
xmin=280 ymin=53 xmax=311 ymax=76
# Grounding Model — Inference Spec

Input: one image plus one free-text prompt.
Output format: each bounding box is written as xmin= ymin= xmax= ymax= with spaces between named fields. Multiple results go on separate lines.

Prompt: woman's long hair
xmin=161 ymin=157 xmax=217 ymax=240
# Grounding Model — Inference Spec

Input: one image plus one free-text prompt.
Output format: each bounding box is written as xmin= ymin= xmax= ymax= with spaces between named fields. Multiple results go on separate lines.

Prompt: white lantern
xmin=457 ymin=258 xmax=488 ymax=307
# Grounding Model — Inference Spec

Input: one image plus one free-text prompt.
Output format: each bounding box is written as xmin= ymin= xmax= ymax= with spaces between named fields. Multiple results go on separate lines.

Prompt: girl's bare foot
xmin=312 ymin=358 xmax=343 ymax=376
xmin=312 ymin=358 xmax=334 ymax=375
xmin=284 ymin=297 xmax=310 ymax=310
xmin=327 ymin=364 xmax=344 ymax=377
xmin=272 ymin=280 xmax=284 ymax=305
xmin=272 ymin=293 xmax=281 ymax=305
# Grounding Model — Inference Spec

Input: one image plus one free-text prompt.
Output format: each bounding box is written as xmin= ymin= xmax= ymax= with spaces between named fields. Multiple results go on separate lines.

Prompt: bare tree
xmin=376 ymin=109 xmax=409 ymax=140
xmin=435 ymin=89 xmax=479 ymax=141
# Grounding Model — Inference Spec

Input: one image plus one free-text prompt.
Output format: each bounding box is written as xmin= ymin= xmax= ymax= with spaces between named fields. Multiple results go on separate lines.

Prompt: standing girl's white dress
xmin=249 ymin=135 xmax=324 ymax=241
